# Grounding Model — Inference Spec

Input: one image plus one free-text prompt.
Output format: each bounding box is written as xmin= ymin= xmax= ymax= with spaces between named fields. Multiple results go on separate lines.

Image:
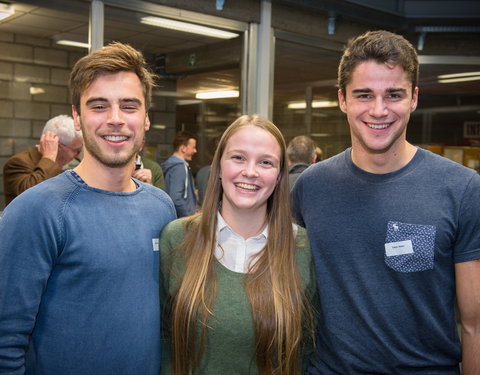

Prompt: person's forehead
xmin=348 ymin=61 xmax=411 ymax=87
xmin=83 ymin=71 xmax=144 ymax=96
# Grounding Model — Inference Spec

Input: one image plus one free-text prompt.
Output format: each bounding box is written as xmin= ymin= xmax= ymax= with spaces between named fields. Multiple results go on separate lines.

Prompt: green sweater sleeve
xmin=159 ymin=219 xmax=188 ymax=375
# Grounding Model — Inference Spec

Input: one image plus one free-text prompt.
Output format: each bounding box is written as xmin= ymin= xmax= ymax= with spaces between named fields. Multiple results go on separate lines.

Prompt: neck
xmin=221 ymin=205 xmax=267 ymax=239
xmin=73 ymin=154 xmax=136 ymax=192
xmin=351 ymin=142 xmax=417 ymax=174
xmin=173 ymin=151 xmax=185 ymax=161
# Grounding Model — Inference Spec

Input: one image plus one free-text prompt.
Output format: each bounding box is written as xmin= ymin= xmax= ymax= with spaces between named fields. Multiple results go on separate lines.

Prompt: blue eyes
xmin=355 ymin=94 xmax=403 ymax=100
xmin=88 ymin=104 xmax=139 ymax=111
xmin=231 ymin=155 xmax=275 ymax=167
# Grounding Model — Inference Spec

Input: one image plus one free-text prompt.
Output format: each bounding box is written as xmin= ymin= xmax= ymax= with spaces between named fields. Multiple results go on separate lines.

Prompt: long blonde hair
xmin=171 ymin=115 xmax=312 ymax=375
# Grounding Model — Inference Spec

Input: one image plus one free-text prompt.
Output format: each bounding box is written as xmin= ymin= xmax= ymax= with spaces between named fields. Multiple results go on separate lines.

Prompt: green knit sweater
xmin=159 ymin=217 xmax=317 ymax=375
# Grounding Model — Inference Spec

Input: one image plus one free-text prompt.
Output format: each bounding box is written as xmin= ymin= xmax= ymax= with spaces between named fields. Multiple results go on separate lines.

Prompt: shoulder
xmin=4 ymin=147 xmax=36 ymax=166
xmin=10 ymin=172 xmax=76 ymax=207
xmin=160 ymin=217 xmax=189 ymax=249
xmin=419 ymin=148 xmax=472 ymax=174
xmin=418 ymin=148 xmax=479 ymax=187
xmin=297 ymin=151 xmax=346 ymax=183
xmin=161 ymin=214 xmax=201 ymax=241
xmin=1 ymin=173 xmax=78 ymax=236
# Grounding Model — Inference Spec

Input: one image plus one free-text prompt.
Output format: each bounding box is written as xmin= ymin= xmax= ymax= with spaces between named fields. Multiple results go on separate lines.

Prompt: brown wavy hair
xmin=338 ymin=30 xmax=419 ymax=96
xmin=69 ymin=42 xmax=156 ymax=113
xmin=170 ymin=114 xmax=313 ymax=375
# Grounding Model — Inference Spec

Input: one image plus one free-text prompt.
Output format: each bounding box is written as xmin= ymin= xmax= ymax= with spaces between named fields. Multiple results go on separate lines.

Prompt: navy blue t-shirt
xmin=292 ymin=148 xmax=480 ymax=374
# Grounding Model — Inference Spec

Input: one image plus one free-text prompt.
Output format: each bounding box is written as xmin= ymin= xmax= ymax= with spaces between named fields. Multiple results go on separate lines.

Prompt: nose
xmin=242 ymin=162 xmax=259 ymax=178
xmin=108 ymin=105 xmax=125 ymax=125
xmin=369 ymin=97 xmax=388 ymax=118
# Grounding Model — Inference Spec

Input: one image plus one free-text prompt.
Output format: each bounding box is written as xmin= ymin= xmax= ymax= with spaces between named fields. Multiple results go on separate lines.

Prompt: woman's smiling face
xmin=220 ymin=125 xmax=281 ymax=217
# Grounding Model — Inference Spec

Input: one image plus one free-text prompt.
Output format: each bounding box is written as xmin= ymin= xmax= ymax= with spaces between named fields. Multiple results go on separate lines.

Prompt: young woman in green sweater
xmin=160 ymin=114 xmax=316 ymax=375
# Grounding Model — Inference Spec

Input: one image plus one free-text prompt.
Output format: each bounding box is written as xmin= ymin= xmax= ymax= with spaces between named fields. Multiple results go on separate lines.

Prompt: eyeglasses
xmin=59 ymin=142 xmax=83 ymax=155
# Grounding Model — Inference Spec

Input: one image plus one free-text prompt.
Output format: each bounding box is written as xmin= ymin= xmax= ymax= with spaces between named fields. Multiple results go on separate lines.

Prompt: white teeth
xmin=368 ymin=123 xmax=389 ymax=129
xmin=236 ymin=183 xmax=258 ymax=191
xmin=104 ymin=135 xmax=128 ymax=141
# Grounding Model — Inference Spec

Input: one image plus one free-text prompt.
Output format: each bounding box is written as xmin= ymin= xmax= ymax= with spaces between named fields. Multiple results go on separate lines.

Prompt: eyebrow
xmin=351 ymin=88 xmax=407 ymax=94
xmin=226 ymin=149 xmax=279 ymax=159
xmin=85 ymin=97 xmax=143 ymax=106
xmin=85 ymin=97 xmax=108 ymax=106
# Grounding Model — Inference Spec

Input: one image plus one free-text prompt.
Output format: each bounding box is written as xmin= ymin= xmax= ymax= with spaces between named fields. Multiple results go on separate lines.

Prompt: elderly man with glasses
xmin=3 ymin=114 xmax=83 ymax=206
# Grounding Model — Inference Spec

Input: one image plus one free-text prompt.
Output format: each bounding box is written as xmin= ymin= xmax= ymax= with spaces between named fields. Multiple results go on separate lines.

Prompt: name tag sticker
xmin=152 ymin=238 xmax=159 ymax=251
xmin=385 ymin=240 xmax=413 ymax=257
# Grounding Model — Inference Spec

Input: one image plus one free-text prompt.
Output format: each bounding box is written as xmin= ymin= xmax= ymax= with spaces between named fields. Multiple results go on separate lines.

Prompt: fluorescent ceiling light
xmin=439 ymin=76 xmax=480 ymax=83
xmin=152 ymin=124 xmax=166 ymax=130
xmin=56 ymin=40 xmax=90 ymax=49
xmin=438 ymin=71 xmax=480 ymax=83
xmin=196 ymin=90 xmax=239 ymax=99
xmin=140 ymin=16 xmax=238 ymax=39
xmin=288 ymin=100 xmax=338 ymax=109
xmin=177 ymin=99 xmax=202 ymax=106
xmin=0 ymin=3 xmax=14 ymax=21
xmin=438 ymin=71 xmax=480 ymax=79
xmin=29 ymin=87 xmax=45 ymax=95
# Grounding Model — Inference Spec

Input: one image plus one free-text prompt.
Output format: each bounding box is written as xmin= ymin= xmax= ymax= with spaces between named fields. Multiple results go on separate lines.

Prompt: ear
xmin=144 ymin=113 xmax=151 ymax=131
xmin=338 ymin=89 xmax=347 ymax=114
xmin=72 ymin=105 xmax=82 ymax=131
xmin=410 ymin=86 xmax=419 ymax=112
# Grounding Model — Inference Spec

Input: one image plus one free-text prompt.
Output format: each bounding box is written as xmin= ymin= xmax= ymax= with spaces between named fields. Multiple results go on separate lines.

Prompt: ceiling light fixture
xmin=56 ymin=40 xmax=90 ymax=49
xmin=288 ymin=100 xmax=338 ymax=109
xmin=438 ymin=71 xmax=480 ymax=84
xmin=29 ymin=86 xmax=45 ymax=95
xmin=196 ymin=90 xmax=239 ymax=99
xmin=152 ymin=124 xmax=166 ymax=130
xmin=140 ymin=16 xmax=238 ymax=39
xmin=0 ymin=2 xmax=14 ymax=21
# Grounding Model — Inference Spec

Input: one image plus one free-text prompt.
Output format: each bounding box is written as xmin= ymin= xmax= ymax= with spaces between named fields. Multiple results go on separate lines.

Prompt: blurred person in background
xmin=286 ymin=135 xmax=317 ymax=189
xmin=162 ymin=131 xmax=197 ymax=217
xmin=3 ymin=114 xmax=83 ymax=206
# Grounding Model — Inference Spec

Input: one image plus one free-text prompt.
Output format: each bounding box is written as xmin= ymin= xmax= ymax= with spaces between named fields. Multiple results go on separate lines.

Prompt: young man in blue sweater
xmin=292 ymin=30 xmax=480 ymax=374
xmin=0 ymin=42 xmax=176 ymax=374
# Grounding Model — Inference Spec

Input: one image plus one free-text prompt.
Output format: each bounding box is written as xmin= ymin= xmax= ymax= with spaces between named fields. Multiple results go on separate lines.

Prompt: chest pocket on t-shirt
xmin=384 ymin=221 xmax=436 ymax=273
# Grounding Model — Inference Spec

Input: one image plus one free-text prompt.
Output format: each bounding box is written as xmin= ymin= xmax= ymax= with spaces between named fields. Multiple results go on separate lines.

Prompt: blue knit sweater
xmin=0 ymin=170 xmax=176 ymax=375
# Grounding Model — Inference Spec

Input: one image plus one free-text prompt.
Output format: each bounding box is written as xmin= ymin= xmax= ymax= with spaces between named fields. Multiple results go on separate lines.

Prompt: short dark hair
xmin=338 ymin=30 xmax=419 ymax=96
xmin=70 ymin=42 xmax=156 ymax=113
xmin=287 ymin=136 xmax=316 ymax=164
xmin=173 ymin=131 xmax=197 ymax=151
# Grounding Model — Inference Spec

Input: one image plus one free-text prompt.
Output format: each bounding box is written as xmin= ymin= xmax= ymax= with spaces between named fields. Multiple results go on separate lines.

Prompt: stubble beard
xmin=81 ymin=124 xmax=144 ymax=168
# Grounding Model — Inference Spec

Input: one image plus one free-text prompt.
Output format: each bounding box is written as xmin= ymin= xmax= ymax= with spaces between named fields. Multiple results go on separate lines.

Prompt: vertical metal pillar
xmin=89 ymin=0 xmax=104 ymax=52
xmin=255 ymin=0 xmax=274 ymax=119
xmin=305 ymin=86 xmax=313 ymax=135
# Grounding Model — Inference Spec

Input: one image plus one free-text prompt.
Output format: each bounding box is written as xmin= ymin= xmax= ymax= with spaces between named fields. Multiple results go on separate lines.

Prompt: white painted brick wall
xmin=34 ymin=47 xmax=68 ymax=68
xmin=32 ymin=85 xmax=69 ymax=104
xmin=0 ymin=42 xmax=33 ymax=64
xmin=0 ymin=118 xmax=31 ymax=137
xmin=14 ymin=101 xmax=50 ymax=120
xmin=0 ymin=100 xmax=13 ymax=117
xmin=14 ymin=64 xmax=50 ymax=84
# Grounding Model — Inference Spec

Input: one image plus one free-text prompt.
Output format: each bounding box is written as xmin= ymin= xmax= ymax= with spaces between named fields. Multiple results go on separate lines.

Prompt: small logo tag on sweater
xmin=152 ymin=238 xmax=159 ymax=251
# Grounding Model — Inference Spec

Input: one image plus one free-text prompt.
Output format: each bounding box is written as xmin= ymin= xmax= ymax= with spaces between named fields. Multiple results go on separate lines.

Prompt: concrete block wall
xmin=0 ymin=32 xmax=85 ymax=209
xmin=0 ymin=32 xmax=176 ymax=210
